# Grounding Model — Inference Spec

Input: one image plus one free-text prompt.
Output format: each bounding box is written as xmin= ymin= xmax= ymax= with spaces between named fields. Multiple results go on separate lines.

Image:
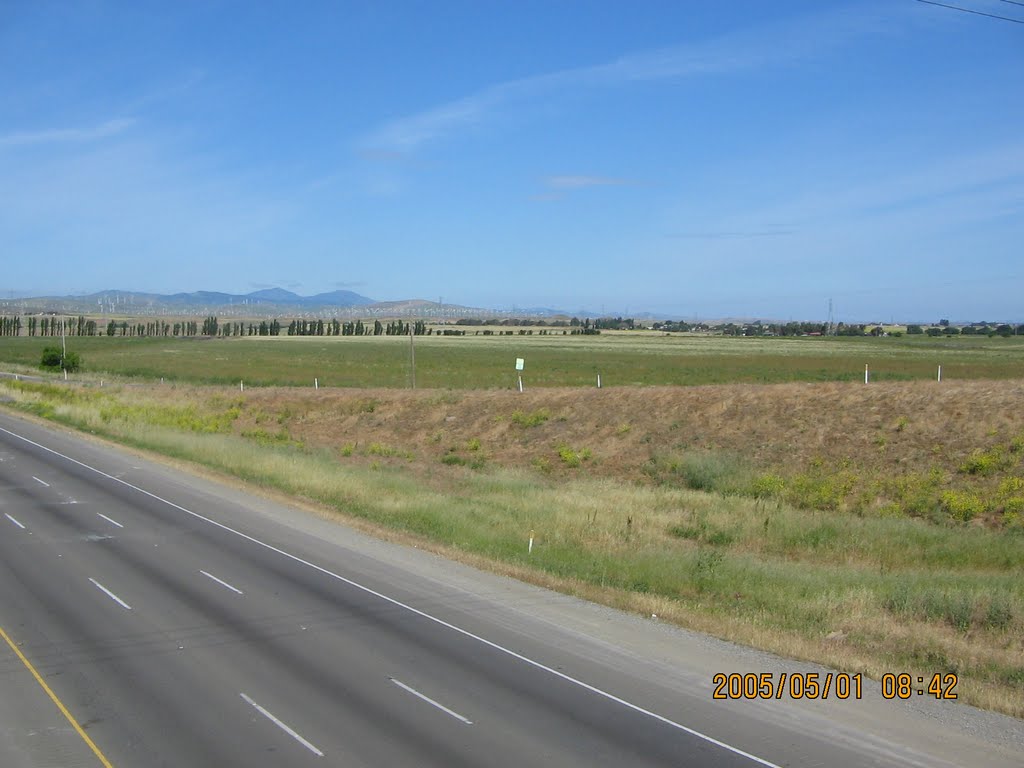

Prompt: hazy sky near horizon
xmin=1 ymin=1 xmax=1021 ymax=321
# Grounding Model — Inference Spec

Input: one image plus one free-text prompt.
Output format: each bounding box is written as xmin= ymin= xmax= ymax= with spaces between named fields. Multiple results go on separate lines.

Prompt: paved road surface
xmin=0 ymin=410 xmax=1021 ymax=767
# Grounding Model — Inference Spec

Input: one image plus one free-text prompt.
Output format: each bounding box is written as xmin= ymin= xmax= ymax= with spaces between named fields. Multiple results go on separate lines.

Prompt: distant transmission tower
xmin=827 ymin=298 xmax=835 ymax=336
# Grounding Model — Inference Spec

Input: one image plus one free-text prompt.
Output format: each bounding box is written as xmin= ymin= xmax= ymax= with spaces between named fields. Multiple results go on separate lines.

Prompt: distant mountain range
xmin=0 ymin=288 xmax=589 ymax=320
xmin=0 ymin=287 xmax=692 ymax=322
xmin=85 ymin=287 xmax=377 ymax=309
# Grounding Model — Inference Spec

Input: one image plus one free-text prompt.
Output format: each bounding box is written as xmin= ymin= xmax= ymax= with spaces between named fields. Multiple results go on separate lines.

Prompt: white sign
xmin=515 ymin=358 xmax=525 ymax=371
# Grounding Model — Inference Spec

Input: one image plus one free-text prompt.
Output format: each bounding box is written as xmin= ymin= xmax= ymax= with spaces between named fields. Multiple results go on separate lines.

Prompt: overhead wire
xmin=916 ymin=0 xmax=1024 ymax=22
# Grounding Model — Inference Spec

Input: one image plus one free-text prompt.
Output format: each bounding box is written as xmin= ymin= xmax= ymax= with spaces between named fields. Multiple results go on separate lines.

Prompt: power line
xmin=999 ymin=0 xmax=1024 ymax=8
xmin=916 ymin=0 xmax=1024 ymax=23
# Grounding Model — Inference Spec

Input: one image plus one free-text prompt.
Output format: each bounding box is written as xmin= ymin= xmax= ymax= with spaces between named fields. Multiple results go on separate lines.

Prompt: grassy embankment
xmin=1 ymin=344 xmax=1022 ymax=717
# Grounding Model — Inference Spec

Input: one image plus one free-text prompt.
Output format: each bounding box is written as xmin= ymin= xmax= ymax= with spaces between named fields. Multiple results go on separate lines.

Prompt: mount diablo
xmin=4 ymin=289 xmax=536 ymax=319
xmin=102 ymin=288 xmax=377 ymax=309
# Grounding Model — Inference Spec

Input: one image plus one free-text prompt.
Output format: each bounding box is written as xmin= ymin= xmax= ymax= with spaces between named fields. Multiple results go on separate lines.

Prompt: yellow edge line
xmin=0 ymin=624 xmax=115 ymax=768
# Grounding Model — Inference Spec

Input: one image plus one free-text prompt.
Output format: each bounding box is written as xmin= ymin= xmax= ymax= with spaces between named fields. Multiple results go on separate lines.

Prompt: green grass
xmin=1 ymin=332 xmax=1022 ymax=388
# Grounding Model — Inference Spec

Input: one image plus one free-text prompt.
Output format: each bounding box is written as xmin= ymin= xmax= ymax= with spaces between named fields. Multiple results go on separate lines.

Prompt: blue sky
xmin=1 ymin=1 xmax=1021 ymax=321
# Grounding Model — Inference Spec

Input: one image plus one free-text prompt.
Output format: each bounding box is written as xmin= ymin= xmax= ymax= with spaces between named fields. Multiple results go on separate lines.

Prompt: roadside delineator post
xmin=864 ymin=364 xmax=869 ymax=384
xmin=315 ymin=377 xmax=319 ymax=390
xmin=937 ymin=365 xmax=942 ymax=383
xmin=528 ymin=529 xmax=535 ymax=554
xmin=240 ymin=380 xmax=244 ymax=392
xmin=597 ymin=374 xmax=602 ymax=388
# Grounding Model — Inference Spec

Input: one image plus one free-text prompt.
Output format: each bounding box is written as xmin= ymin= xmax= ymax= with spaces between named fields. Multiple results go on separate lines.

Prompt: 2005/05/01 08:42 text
xmin=712 ymin=672 xmax=958 ymax=701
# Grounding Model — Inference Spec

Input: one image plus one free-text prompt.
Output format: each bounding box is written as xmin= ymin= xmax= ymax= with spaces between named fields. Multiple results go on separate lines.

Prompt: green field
xmin=1 ymin=332 xmax=1022 ymax=387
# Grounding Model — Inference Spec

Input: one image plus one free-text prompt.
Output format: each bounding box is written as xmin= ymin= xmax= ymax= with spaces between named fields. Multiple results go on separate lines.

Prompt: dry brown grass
xmin=229 ymin=380 xmax=1024 ymax=515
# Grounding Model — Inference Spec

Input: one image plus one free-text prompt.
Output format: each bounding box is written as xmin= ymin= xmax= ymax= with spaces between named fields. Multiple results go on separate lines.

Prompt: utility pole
xmin=409 ymin=323 xmax=416 ymax=389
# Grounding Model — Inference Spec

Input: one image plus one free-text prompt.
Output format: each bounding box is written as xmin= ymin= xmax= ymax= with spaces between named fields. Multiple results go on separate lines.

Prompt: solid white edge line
xmin=1 ymin=424 xmax=782 ymax=768
xmin=200 ymin=569 xmax=244 ymax=595
xmin=32 ymin=475 xmax=50 ymax=487
xmin=88 ymin=578 xmax=132 ymax=610
xmin=240 ymin=693 xmax=324 ymax=757
xmin=97 ymin=513 xmax=124 ymax=528
xmin=5 ymin=512 xmax=26 ymax=529
xmin=391 ymin=678 xmax=473 ymax=724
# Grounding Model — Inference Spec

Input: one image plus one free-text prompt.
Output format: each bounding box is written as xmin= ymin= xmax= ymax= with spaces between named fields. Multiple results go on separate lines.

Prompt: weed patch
xmin=511 ymin=409 xmax=550 ymax=427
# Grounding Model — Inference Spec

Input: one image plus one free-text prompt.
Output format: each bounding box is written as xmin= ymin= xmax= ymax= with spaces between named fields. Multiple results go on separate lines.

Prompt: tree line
xmin=2 ymin=314 xmax=1021 ymax=340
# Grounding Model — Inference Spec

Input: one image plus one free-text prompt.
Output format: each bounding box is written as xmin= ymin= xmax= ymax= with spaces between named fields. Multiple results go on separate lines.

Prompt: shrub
xmin=511 ymin=409 xmax=550 ymax=427
xmin=785 ymin=470 xmax=857 ymax=511
xmin=556 ymin=444 xmax=591 ymax=468
xmin=531 ymin=456 xmax=552 ymax=474
xmin=959 ymin=449 xmax=1008 ymax=476
xmin=40 ymin=346 xmax=62 ymax=370
xmin=940 ymin=490 xmax=987 ymax=522
xmin=39 ymin=348 xmax=82 ymax=372
xmin=750 ymin=473 xmax=785 ymax=498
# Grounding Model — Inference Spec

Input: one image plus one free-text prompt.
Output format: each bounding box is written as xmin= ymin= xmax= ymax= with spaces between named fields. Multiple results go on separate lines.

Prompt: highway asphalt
xmin=0 ymin=409 xmax=1021 ymax=767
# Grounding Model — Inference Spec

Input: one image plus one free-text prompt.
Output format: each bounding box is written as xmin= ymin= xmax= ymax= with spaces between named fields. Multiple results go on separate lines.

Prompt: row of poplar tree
xmin=0 ymin=315 xmax=434 ymax=338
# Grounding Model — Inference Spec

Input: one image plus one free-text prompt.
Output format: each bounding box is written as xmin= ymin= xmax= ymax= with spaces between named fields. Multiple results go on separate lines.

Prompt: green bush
xmin=960 ymin=449 xmax=1008 ymax=476
xmin=39 ymin=347 xmax=82 ymax=372
xmin=511 ymin=409 xmax=550 ymax=427
xmin=40 ymin=346 xmax=62 ymax=370
xmin=556 ymin=444 xmax=591 ymax=468
xmin=750 ymin=473 xmax=785 ymax=498
xmin=940 ymin=490 xmax=987 ymax=522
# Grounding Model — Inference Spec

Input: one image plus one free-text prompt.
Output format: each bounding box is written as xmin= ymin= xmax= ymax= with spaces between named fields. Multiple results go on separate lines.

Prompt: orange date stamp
xmin=712 ymin=672 xmax=959 ymax=701
xmin=712 ymin=672 xmax=862 ymax=700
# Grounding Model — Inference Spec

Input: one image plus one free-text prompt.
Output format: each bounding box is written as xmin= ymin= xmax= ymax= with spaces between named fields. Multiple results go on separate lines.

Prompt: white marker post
xmin=864 ymin=364 xmax=869 ymax=384
xmin=315 ymin=377 xmax=319 ymax=390
xmin=528 ymin=529 xmax=534 ymax=554
xmin=597 ymin=374 xmax=602 ymax=388
xmin=240 ymin=380 xmax=244 ymax=392
xmin=516 ymin=357 xmax=525 ymax=393
xmin=937 ymin=365 xmax=942 ymax=383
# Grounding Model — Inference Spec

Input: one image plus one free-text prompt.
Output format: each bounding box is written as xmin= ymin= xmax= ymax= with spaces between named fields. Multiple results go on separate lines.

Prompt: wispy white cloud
xmin=363 ymin=3 xmax=899 ymax=153
xmin=750 ymin=141 xmax=1024 ymax=229
xmin=0 ymin=118 xmax=135 ymax=148
xmin=532 ymin=174 xmax=640 ymax=201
